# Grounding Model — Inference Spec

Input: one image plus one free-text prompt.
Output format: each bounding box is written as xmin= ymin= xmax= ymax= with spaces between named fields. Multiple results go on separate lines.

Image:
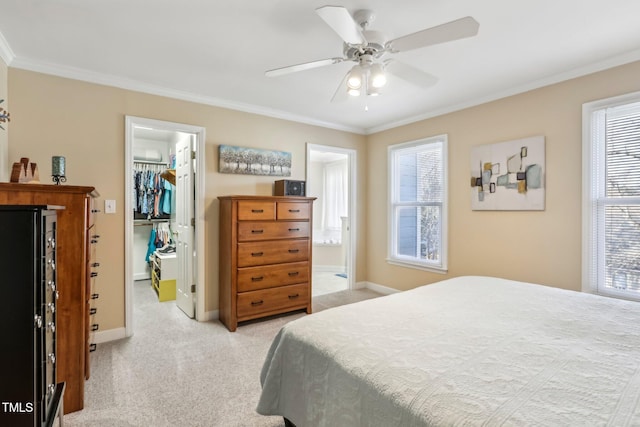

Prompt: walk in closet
xmin=133 ymin=132 xmax=177 ymax=286
xmin=126 ymin=116 xmax=206 ymax=331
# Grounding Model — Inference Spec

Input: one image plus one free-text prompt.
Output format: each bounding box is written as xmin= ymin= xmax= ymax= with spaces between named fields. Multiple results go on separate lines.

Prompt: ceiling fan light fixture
xmin=347 ymin=87 xmax=361 ymax=97
xmin=367 ymin=85 xmax=382 ymax=96
xmin=370 ymin=63 xmax=387 ymax=88
xmin=346 ymin=65 xmax=364 ymax=89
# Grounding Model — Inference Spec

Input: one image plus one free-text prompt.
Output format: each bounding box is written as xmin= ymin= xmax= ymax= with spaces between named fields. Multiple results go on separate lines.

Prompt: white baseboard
xmin=134 ymin=273 xmax=151 ymax=281
xmin=361 ymin=281 xmax=400 ymax=295
xmin=94 ymin=327 xmax=126 ymax=344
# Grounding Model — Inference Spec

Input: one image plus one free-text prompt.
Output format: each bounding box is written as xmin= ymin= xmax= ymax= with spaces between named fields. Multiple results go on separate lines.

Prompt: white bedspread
xmin=257 ymin=276 xmax=640 ymax=426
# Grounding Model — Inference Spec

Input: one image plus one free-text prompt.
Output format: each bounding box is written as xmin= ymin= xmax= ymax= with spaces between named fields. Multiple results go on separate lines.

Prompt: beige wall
xmin=7 ymin=60 xmax=640 ymax=334
xmin=7 ymin=68 xmax=367 ymax=332
xmin=366 ymin=60 xmax=640 ymax=292
xmin=0 ymin=57 xmax=7 ymax=181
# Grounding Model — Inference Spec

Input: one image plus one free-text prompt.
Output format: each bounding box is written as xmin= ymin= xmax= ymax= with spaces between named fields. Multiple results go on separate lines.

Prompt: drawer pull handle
xmin=288 ymin=209 xmax=300 ymax=213
xmin=251 ymin=209 xmax=264 ymax=213
xmin=92 ymin=324 xmax=100 ymax=331
xmin=91 ymin=293 xmax=99 ymax=299
xmin=89 ymin=343 xmax=97 ymax=352
xmin=288 ymin=294 xmax=300 ymax=299
xmin=92 ymin=262 xmax=100 ymax=268
xmin=288 ymin=249 xmax=300 ymax=253
xmin=251 ymin=300 xmax=264 ymax=306
xmin=251 ymin=276 xmax=264 ymax=282
xmin=91 ymin=272 xmax=99 ymax=277
xmin=92 ymin=235 xmax=101 ymax=239
xmin=288 ymin=228 xmax=300 ymax=232
xmin=90 ymin=308 xmax=97 ymax=315
xmin=251 ymin=229 xmax=264 ymax=234
xmin=288 ymin=271 xmax=299 ymax=276
xmin=91 ymin=239 xmax=99 ymax=244
xmin=251 ymin=252 xmax=264 ymax=257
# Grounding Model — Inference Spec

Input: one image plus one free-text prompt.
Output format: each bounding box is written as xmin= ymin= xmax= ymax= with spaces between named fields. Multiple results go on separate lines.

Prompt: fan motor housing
xmin=343 ymin=30 xmax=386 ymax=60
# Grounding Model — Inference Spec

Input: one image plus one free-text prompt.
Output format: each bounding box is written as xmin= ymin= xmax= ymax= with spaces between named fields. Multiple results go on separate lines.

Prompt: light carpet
xmin=63 ymin=280 xmax=381 ymax=427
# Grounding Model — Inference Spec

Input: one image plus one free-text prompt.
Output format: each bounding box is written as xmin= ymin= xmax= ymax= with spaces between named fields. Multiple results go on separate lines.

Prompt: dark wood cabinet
xmin=0 ymin=205 xmax=65 ymax=426
xmin=0 ymin=183 xmax=98 ymax=414
xmin=218 ymin=195 xmax=315 ymax=332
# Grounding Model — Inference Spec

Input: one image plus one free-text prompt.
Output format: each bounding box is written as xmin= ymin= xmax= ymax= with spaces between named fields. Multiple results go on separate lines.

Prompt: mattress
xmin=257 ymin=276 xmax=640 ymax=426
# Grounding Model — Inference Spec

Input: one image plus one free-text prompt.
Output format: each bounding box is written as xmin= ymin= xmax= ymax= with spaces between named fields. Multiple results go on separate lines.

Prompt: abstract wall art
xmin=219 ymin=144 xmax=292 ymax=176
xmin=470 ymin=135 xmax=545 ymax=210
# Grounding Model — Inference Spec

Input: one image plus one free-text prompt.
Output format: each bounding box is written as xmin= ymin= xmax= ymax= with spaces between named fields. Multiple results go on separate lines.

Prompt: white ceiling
xmin=1 ymin=1 xmax=640 ymax=135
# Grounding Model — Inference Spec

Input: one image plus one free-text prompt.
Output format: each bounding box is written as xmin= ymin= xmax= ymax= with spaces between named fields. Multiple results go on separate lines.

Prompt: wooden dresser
xmin=218 ymin=195 xmax=315 ymax=332
xmin=0 ymin=183 xmax=99 ymax=414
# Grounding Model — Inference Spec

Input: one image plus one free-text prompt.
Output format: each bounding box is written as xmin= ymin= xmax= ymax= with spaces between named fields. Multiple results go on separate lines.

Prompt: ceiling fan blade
xmin=316 ymin=6 xmax=366 ymax=45
xmin=385 ymin=60 xmax=439 ymax=88
xmin=387 ymin=16 xmax=479 ymax=52
xmin=265 ymin=58 xmax=344 ymax=77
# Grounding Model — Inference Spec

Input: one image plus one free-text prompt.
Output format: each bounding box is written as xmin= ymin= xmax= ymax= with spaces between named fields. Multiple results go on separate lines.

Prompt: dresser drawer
xmin=238 ymin=221 xmax=309 ymax=241
xmin=237 ymin=239 xmax=309 ymax=267
xmin=238 ymin=201 xmax=275 ymax=220
xmin=237 ymin=261 xmax=309 ymax=292
xmin=277 ymin=202 xmax=310 ymax=220
xmin=237 ymin=283 xmax=309 ymax=319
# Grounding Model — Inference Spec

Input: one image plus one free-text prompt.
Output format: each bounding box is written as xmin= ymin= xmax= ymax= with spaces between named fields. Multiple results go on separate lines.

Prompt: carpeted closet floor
xmin=64 ymin=280 xmax=381 ymax=427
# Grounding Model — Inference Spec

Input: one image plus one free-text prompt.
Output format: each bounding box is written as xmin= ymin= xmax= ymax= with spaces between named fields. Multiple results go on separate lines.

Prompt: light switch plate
xmin=105 ymin=199 xmax=116 ymax=214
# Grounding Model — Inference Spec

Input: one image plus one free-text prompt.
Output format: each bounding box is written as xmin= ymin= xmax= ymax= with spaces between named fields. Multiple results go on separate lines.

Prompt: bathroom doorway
xmin=306 ymin=144 xmax=357 ymax=295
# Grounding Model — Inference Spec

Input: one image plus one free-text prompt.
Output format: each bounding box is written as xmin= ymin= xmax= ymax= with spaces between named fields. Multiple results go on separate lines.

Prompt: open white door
xmin=175 ymin=135 xmax=195 ymax=317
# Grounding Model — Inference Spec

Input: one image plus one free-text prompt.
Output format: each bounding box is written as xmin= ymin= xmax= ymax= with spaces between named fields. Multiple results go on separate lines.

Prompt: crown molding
xmin=9 ymin=56 xmax=365 ymax=135
xmin=0 ymin=30 xmax=15 ymax=66
xmin=365 ymin=48 xmax=640 ymax=134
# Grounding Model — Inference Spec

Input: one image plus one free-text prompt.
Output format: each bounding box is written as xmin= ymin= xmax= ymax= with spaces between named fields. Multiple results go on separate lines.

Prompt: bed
xmin=256 ymin=276 xmax=640 ymax=426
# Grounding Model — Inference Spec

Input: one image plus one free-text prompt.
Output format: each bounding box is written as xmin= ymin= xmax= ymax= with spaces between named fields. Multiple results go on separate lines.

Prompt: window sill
xmin=386 ymin=258 xmax=448 ymax=274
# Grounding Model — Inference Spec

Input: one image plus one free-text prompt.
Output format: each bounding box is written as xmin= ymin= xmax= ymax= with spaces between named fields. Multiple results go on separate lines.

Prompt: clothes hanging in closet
xmin=145 ymin=222 xmax=173 ymax=262
xmin=133 ymin=163 xmax=174 ymax=219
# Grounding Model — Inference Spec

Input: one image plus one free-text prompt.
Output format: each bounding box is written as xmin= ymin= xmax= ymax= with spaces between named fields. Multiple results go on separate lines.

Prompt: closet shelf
xmin=133 ymin=159 xmax=169 ymax=166
xmin=134 ymin=219 xmax=171 ymax=225
xmin=160 ymin=169 xmax=176 ymax=185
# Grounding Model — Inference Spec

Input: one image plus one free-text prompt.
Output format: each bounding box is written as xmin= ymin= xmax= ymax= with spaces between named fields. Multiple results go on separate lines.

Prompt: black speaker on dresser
xmin=274 ymin=179 xmax=306 ymax=196
xmin=0 ymin=205 xmax=65 ymax=427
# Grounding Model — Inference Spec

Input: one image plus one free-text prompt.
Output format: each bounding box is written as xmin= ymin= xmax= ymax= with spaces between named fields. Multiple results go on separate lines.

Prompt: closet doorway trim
xmin=124 ymin=115 xmax=206 ymax=337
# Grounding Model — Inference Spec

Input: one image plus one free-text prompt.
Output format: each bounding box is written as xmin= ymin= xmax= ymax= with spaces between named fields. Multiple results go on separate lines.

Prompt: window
xmin=388 ymin=135 xmax=448 ymax=272
xmin=583 ymin=92 xmax=640 ymax=300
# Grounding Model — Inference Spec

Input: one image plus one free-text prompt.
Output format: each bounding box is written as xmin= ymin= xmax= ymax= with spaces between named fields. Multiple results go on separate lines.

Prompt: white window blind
xmin=388 ymin=136 xmax=448 ymax=272
xmin=584 ymin=94 xmax=640 ymax=300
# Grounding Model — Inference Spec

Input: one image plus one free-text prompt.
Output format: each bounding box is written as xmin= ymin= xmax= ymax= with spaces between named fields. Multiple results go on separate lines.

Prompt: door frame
xmin=306 ymin=143 xmax=357 ymax=290
xmin=124 ymin=116 xmax=206 ymax=336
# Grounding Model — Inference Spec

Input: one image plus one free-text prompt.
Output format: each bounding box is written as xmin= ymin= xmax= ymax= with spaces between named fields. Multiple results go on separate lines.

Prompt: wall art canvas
xmin=470 ymin=135 xmax=545 ymax=210
xmin=219 ymin=144 xmax=291 ymax=176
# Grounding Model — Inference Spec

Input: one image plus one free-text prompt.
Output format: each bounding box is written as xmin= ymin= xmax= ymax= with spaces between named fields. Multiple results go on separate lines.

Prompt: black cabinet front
xmin=0 ymin=205 xmax=64 ymax=427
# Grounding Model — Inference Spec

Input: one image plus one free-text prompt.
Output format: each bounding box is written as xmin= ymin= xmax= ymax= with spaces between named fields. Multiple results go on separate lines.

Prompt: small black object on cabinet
xmin=0 ymin=205 xmax=65 ymax=427
xmin=274 ymin=179 xmax=306 ymax=196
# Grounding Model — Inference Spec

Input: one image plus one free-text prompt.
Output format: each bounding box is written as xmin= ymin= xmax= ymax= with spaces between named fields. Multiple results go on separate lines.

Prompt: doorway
xmin=124 ymin=116 xmax=206 ymax=337
xmin=306 ymin=144 xmax=357 ymax=295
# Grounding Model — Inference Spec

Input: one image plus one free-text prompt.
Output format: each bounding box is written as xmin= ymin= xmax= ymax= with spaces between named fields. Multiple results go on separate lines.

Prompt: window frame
xmin=582 ymin=90 xmax=640 ymax=301
xmin=387 ymin=135 xmax=448 ymax=273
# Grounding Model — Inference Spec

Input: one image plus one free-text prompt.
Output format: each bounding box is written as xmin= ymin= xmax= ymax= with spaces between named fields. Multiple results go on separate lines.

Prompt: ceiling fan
xmin=265 ymin=6 xmax=479 ymax=101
